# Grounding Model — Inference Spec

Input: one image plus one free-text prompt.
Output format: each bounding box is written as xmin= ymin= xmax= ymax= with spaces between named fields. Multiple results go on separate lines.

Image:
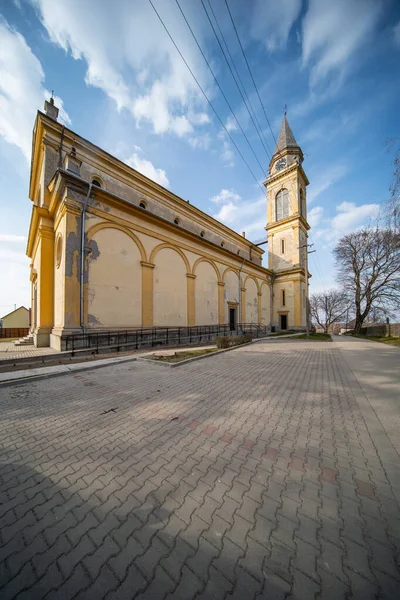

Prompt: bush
xmin=216 ymin=334 xmax=253 ymax=349
xmin=216 ymin=336 xmax=230 ymax=348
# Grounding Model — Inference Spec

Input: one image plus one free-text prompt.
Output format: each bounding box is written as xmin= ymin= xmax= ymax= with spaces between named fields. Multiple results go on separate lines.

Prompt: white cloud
xmin=225 ymin=116 xmax=238 ymax=133
xmin=32 ymin=0 xmax=211 ymax=138
xmin=302 ymin=0 xmax=383 ymax=87
xmin=307 ymin=164 xmax=348 ymax=204
xmin=318 ymin=201 xmax=380 ymax=243
xmin=211 ymin=188 xmax=266 ymax=240
xmin=394 ymin=21 xmax=400 ymax=45
xmin=211 ymin=189 xmax=241 ymax=205
xmin=0 ymin=233 xmax=26 ymax=242
xmin=250 ymin=0 xmax=302 ymax=51
xmin=125 ymin=152 xmax=169 ymax=188
xmin=188 ymin=134 xmax=211 ymax=150
xmin=308 ymin=206 xmax=324 ymax=228
xmin=0 ymin=19 xmax=70 ymax=160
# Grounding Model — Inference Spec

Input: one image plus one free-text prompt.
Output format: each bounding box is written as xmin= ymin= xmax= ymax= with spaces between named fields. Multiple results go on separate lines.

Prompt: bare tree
xmin=334 ymin=227 xmax=400 ymax=333
xmin=310 ymin=290 xmax=349 ymax=333
xmin=385 ymin=139 xmax=399 ymax=231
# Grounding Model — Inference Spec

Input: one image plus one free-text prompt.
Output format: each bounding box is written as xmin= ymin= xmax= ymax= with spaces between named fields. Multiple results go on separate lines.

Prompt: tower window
xmin=200 ymin=230 xmax=205 ymax=238
xmin=282 ymin=290 xmax=286 ymax=306
xmin=174 ymin=217 xmax=180 ymax=225
xmin=92 ymin=179 xmax=101 ymax=188
xmin=139 ymin=200 xmax=147 ymax=209
xmin=300 ymin=189 xmax=305 ymax=216
xmin=276 ymin=189 xmax=289 ymax=221
xmin=281 ymin=239 xmax=285 ymax=254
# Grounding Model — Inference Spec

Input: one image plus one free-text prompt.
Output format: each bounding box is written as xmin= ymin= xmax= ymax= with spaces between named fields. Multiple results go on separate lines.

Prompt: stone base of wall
xmin=360 ymin=324 xmax=400 ymax=338
xmin=50 ymin=324 xmax=270 ymax=352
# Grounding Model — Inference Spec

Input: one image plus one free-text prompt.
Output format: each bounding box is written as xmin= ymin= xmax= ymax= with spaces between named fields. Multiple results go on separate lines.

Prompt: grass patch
xmin=294 ymin=333 xmax=332 ymax=341
xmin=148 ymin=348 xmax=219 ymax=363
xmin=267 ymin=330 xmax=298 ymax=337
xmin=352 ymin=334 xmax=400 ymax=347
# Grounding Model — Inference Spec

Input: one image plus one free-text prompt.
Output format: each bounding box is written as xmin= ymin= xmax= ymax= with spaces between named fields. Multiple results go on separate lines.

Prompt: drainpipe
xmin=80 ymin=183 xmax=93 ymax=332
xmin=238 ymin=254 xmax=246 ymax=329
xmin=270 ymin=272 xmax=275 ymax=331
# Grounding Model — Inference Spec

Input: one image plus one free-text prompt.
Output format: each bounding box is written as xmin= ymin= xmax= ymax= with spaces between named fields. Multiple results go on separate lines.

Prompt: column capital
xmin=218 ymin=281 xmax=225 ymax=287
xmin=186 ymin=273 xmax=196 ymax=279
xmin=141 ymin=261 xmax=155 ymax=269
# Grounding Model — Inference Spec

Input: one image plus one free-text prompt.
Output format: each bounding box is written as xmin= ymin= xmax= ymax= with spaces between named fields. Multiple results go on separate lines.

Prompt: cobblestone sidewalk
xmin=0 ymin=339 xmax=399 ymax=599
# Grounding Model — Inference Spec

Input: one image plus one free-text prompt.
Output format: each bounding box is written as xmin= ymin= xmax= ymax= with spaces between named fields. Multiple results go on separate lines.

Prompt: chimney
xmin=241 ymin=231 xmax=246 ymax=238
xmin=44 ymin=96 xmax=59 ymax=121
xmin=63 ymin=146 xmax=81 ymax=175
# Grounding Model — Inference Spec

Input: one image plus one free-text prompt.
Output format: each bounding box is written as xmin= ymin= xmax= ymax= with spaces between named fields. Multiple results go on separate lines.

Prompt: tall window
xmin=276 ymin=189 xmax=289 ymax=221
xmin=282 ymin=290 xmax=286 ymax=306
xmin=281 ymin=239 xmax=285 ymax=254
xmin=300 ymin=189 xmax=305 ymax=216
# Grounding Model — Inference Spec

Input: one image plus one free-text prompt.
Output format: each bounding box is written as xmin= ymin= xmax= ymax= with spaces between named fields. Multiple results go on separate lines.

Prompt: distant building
xmin=1 ymin=306 xmax=29 ymax=328
xmin=26 ymin=99 xmax=311 ymax=349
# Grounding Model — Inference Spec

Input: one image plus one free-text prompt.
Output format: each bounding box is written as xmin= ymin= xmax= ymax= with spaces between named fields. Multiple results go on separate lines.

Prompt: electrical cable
xmin=224 ymin=0 xmax=277 ymax=146
xmin=174 ymin=0 xmax=267 ymax=178
xmin=147 ymin=0 xmax=266 ymax=193
xmin=201 ymin=0 xmax=272 ymax=160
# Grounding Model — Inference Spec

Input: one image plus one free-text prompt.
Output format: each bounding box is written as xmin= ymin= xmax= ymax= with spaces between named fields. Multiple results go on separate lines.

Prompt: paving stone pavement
xmin=1 ymin=339 xmax=400 ymax=599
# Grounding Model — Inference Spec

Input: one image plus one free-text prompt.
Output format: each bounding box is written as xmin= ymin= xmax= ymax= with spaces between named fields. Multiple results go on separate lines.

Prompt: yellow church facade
xmin=26 ymin=99 xmax=310 ymax=349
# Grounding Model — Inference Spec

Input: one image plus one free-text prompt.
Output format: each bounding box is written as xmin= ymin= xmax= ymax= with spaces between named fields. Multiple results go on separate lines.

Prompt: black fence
xmin=64 ymin=323 xmax=269 ymax=353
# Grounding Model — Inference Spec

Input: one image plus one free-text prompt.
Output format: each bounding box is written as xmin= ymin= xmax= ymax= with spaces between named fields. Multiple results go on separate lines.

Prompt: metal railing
xmin=64 ymin=323 xmax=270 ymax=353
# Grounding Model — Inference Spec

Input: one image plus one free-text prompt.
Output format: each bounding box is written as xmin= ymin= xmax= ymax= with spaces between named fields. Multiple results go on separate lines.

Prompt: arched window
xmin=174 ymin=217 xmax=180 ymax=225
xmin=92 ymin=179 xmax=101 ymax=188
xmin=276 ymin=189 xmax=289 ymax=221
xmin=300 ymin=189 xmax=305 ymax=216
xmin=139 ymin=200 xmax=147 ymax=209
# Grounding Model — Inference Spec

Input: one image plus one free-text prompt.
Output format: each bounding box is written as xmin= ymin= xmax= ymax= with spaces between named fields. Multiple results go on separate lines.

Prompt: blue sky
xmin=1 ymin=0 xmax=399 ymax=314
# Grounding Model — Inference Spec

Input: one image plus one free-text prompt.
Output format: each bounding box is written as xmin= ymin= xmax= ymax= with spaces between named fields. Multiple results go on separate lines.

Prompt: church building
xmin=26 ymin=98 xmax=310 ymax=349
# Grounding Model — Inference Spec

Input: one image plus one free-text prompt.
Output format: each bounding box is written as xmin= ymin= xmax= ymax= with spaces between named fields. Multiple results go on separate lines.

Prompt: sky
xmin=0 ymin=0 xmax=399 ymax=315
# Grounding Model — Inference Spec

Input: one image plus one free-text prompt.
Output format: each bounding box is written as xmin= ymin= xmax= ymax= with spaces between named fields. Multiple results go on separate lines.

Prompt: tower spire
xmin=273 ymin=113 xmax=299 ymax=156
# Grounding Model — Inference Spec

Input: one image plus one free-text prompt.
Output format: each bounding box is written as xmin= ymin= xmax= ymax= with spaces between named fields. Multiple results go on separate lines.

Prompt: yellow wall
xmin=245 ymin=277 xmax=258 ymax=324
xmin=194 ymin=260 xmax=219 ymax=325
xmin=87 ymin=227 xmax=142 ymax=327
xmin=153 ymin=247 xmax=188 ymax=326
xmin=2 ymin=307 xmax=29 ymax=328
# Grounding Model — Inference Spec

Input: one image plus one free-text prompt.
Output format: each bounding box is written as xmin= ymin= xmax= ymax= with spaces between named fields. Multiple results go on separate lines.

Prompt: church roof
xmin=273 ymin=114 xmax=299 ymax=155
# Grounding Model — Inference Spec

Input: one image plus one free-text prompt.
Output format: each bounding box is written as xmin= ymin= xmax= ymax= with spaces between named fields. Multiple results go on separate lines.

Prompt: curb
xmin=0 ymin=333 xmax=305 ymax=385
xmin=0 ymin=355 xmax=139 ymax=388
xmin=137 ymin=340 xmax=258 ymax=368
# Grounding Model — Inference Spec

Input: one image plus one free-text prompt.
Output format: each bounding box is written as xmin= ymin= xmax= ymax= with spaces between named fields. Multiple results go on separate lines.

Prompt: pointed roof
xmin=273 ymin=114 xmax=299 ymax=155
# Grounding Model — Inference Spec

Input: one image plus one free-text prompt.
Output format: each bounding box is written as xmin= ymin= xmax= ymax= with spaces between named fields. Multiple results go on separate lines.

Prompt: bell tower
xmin=265 ymin=113 xmax=311 ymax=330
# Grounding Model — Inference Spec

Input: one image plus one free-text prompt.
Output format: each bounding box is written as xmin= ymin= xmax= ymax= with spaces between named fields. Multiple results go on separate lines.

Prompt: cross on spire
xmin=283 ymin=103 xmax=287 ymax=115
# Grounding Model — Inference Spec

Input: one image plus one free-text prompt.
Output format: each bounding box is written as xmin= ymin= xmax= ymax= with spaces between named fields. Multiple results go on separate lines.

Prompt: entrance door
xmin=280 ymin=314 xmax=287 ymax=330
xmin=229 ymin=308 xmax=236 ymax=330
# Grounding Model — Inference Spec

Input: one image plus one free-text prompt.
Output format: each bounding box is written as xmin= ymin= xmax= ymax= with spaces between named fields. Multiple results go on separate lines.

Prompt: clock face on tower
xmin=275 ymin=157 xmax=287 ymax=171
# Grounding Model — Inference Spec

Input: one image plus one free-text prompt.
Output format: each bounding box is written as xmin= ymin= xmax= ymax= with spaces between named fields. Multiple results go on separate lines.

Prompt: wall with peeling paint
xmin=261 ymin=284 xmax=270 ymax=325
xmin=54 ymin=216 xmax=66 ymax=326
xmin=87 ymin=227 xmax=142 ymax=327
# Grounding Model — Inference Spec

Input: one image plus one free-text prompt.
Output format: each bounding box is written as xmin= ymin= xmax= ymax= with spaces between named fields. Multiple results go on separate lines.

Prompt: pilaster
xmin=141 ymin=261 xmax=155 ymax=326
xmin=218 ymin=282 xmax=225 ymax=325
xmin=186 ymin=273 xmax=196 ymax=326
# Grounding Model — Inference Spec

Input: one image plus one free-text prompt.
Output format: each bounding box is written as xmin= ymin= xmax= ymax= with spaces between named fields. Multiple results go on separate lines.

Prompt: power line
xmin=174 ymin=0 xmax=267 ymax=178
xmin=224 ymin=0 xmax=277 ymax=147
xmin=147 ymin=0 xmax=265 ymax=194
xmin=201 ymin=0 xmax=272 ymax=160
